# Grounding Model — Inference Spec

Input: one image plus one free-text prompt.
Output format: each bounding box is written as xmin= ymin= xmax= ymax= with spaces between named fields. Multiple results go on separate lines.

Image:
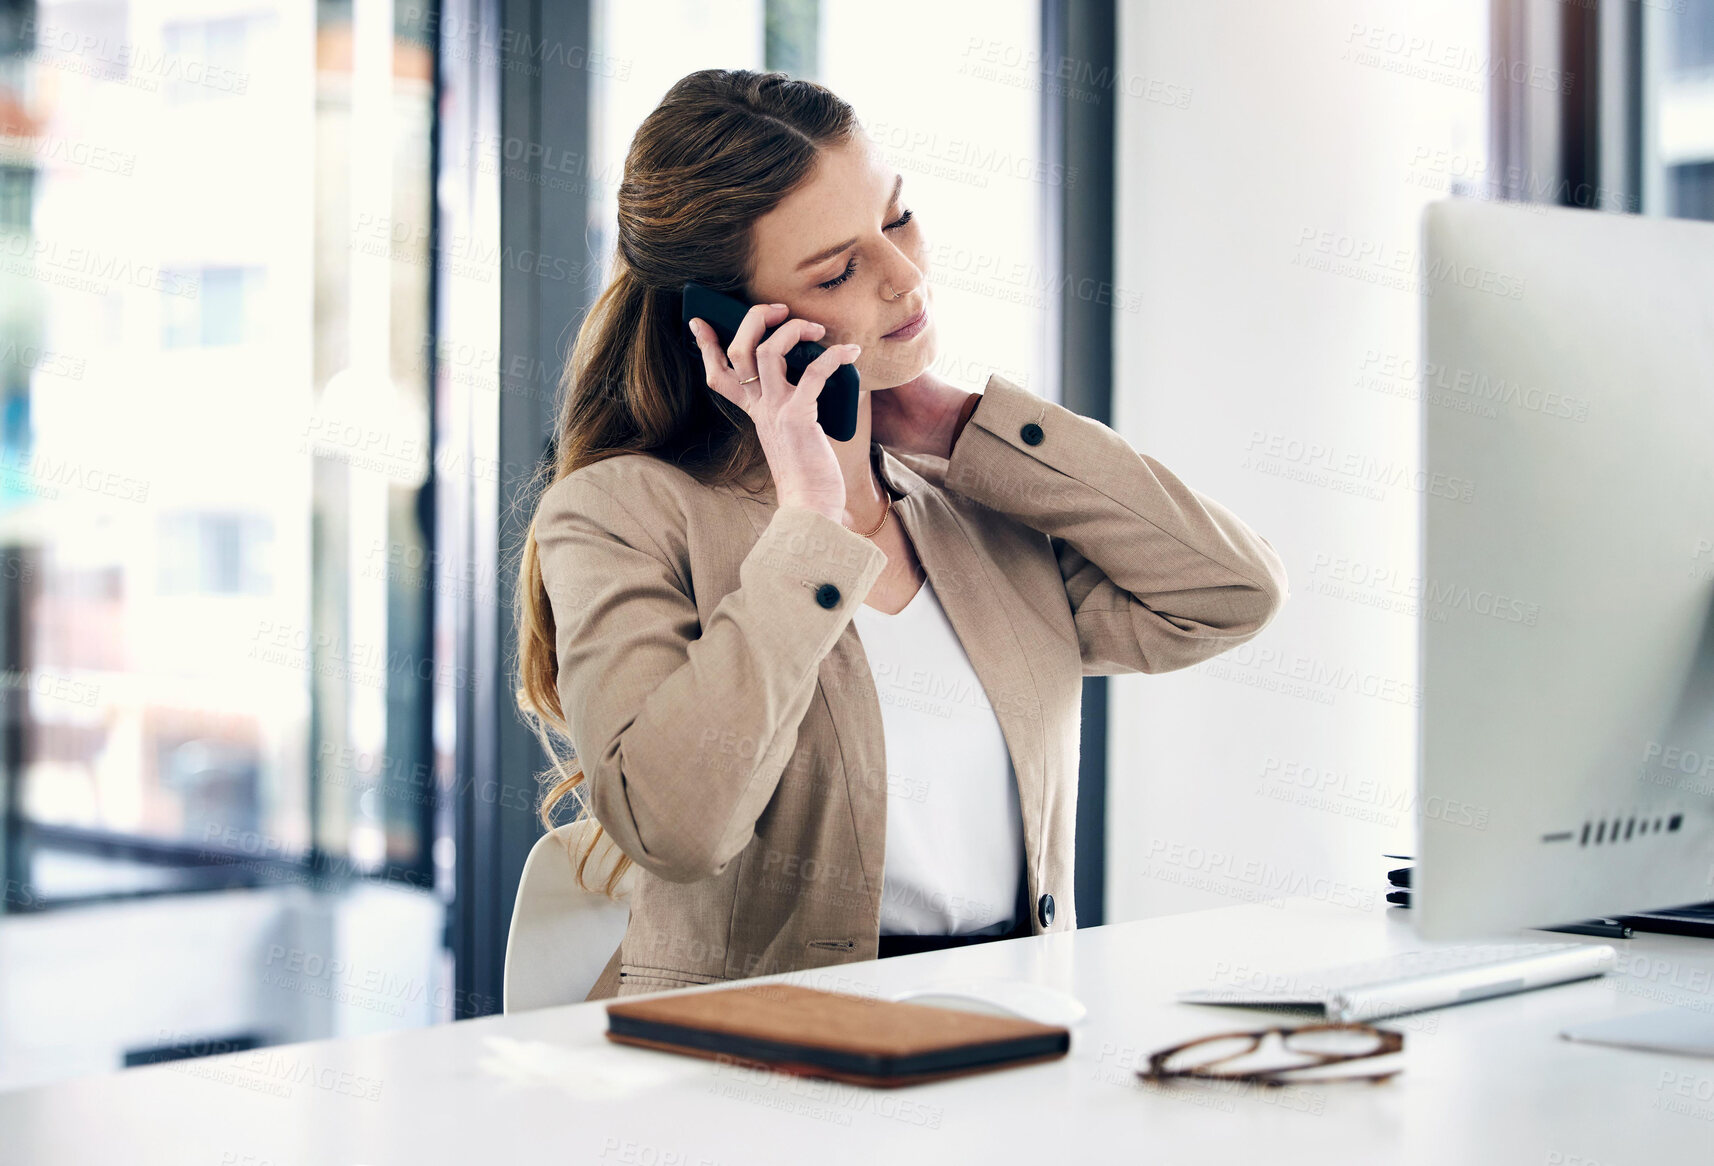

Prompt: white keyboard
xmin=1178 ymin=941 xmax=1617 ymax=1023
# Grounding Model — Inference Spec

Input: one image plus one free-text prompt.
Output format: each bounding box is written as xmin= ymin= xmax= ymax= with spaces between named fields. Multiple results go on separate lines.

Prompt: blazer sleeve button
xmin=1037 ymin=892 xmax=1055 ymax=926
xmin=1020 ymin=422 xmax=1044 ymax=446
xmin=815 ymin=583 xmax=842 ymax=609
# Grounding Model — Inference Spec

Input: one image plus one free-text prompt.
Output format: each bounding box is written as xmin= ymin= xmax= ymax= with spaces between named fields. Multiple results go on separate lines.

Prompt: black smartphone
xmin=680 ymin=280 xmax=861 ymax=442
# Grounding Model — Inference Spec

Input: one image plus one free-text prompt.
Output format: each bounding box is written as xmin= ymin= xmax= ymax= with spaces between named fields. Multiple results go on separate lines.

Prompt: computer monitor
xmin=1414 ymin=197 xmax=1714 ymax=942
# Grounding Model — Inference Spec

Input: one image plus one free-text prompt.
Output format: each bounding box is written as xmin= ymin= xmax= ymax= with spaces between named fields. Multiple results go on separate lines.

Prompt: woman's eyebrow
xmin=795 ymin=174 xmax=904 ymax=271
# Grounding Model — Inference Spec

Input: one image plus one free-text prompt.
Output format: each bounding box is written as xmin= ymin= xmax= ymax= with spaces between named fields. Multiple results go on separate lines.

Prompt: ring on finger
xmin=737 ymin=374 xmax=760 ymax=385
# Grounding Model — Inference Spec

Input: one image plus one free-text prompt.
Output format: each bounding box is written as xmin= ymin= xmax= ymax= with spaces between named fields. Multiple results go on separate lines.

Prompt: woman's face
xmin=745 ymin=133 xmax=936 ymax=391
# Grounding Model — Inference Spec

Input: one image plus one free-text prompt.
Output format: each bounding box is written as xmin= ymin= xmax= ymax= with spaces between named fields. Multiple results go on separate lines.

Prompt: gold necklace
xmin=854 ymin=489 xmax=891 ymax=538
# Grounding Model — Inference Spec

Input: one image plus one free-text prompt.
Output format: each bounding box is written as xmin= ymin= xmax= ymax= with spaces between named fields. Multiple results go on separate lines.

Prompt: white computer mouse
xmin=888 ymin=977 xmax=1089 ymax=1028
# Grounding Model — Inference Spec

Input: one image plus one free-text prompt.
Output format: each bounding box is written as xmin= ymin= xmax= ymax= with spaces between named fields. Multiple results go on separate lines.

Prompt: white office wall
xmin=1106 ymin=1 xmax=1491 ymax=921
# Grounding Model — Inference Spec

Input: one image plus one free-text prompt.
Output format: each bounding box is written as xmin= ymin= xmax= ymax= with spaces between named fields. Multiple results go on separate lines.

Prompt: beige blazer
xmin=533 ymin=372 xmax=1291 ymax=1000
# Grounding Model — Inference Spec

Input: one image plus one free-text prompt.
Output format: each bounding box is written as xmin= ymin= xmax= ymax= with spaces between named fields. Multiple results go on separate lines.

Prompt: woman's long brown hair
xmin=513 ymin=69 xmax=860 ymax=895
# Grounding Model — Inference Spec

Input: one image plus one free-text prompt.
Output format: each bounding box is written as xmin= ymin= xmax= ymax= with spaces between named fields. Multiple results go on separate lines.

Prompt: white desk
xmin=3 ymin=896 xmax=1710 ymax=1165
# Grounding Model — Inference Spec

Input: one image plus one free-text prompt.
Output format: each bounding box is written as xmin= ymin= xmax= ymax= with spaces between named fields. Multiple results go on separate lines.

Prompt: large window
xmin=0 ymin=0 xmax=437 ymax=905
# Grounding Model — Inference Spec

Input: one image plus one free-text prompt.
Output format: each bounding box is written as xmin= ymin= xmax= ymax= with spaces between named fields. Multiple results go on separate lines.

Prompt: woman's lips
xmin=882 ymin=305 xmax=928 ymax=341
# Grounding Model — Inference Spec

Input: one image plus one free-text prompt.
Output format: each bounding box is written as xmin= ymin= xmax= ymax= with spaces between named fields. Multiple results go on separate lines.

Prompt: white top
xmin=850 ymin=577 xmax=1026 ymax=936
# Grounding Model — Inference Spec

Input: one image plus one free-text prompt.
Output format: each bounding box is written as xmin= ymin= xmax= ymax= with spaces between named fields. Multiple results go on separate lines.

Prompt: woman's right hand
xmin=688 ymin=302 xmax=860 ymax=523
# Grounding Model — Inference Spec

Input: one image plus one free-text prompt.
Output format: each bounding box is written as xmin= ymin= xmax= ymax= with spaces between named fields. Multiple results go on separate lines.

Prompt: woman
xmin=516 ymin=69 xmax=1290 ymax=1001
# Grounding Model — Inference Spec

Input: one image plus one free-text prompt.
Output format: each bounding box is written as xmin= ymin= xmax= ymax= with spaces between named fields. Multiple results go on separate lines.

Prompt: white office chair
xmin=502 ymin=819 xmax=635 ymax=1013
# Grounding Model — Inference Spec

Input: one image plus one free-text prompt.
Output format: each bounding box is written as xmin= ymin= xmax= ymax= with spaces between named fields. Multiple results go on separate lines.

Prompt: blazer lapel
xmin=725 ymin=443 xmax=1047 ymax=917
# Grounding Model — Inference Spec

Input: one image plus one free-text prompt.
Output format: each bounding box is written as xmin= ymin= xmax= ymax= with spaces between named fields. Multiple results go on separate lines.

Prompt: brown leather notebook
xmin=605 ymin=982 xmax=1071 ymax=1088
